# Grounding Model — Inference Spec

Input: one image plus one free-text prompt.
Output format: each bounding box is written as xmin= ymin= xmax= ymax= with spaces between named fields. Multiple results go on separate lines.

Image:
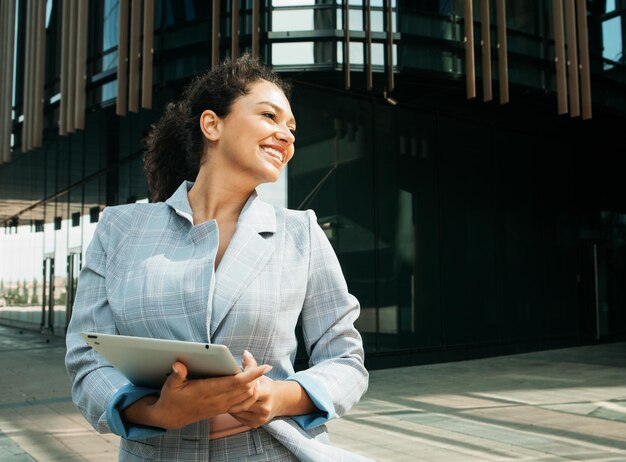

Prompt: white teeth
xmin=262 ymin=146 xmax=284 ymax=163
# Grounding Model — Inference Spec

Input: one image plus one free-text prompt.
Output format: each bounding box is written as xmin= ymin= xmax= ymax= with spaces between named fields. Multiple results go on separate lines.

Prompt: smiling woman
xmin=64 ymin=54 xmax=370 ymax=462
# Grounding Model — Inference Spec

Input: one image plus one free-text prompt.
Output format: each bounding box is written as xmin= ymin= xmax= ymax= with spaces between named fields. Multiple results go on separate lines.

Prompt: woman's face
xmin=212 ymin=80 xmax=296 ymax=186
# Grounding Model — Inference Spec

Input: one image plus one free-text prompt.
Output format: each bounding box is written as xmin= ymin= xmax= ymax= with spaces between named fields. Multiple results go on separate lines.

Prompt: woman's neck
xmin=187 ymin=171 xmax=253 ymax=226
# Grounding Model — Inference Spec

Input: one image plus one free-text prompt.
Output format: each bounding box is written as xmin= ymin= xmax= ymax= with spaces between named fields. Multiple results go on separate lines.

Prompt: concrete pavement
xmin=0 ymin=324 xmax=625 ymax=461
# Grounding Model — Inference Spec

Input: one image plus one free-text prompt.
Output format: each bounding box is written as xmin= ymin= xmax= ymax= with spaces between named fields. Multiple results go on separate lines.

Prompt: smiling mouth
xmin=261 ymin=146 xmax=284 ymax=164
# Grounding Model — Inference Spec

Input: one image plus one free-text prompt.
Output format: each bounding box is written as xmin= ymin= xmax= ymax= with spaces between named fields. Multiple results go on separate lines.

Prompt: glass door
xmin=41 ymin=253 xmax=55 ymax=334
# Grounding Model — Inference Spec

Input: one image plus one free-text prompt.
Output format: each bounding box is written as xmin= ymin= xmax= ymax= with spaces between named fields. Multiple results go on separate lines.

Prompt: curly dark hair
xmin=143 ymin=54 xmax=292 ymax=202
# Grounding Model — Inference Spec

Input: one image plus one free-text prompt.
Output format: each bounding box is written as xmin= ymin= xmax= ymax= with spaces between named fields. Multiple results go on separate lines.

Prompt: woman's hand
xmin=121 ymin=360 xmax=271 ymax=430
xmin=229 ymin=351 xmax=318 ymax=428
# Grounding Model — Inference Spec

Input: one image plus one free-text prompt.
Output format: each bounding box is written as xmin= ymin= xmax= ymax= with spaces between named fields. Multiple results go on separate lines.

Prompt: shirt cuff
xmin=286 ymin=373 xmax=337 ymax=429
xmin=106 ymin=383 xmax=166 ymax=441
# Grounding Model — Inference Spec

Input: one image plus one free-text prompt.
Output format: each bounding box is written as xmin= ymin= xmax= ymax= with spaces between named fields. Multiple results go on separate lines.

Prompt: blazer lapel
xmin=210 ymin=192 xmax=276 ymax=337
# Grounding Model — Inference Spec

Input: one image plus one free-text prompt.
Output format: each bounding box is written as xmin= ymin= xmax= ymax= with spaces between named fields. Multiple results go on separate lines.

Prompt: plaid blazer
xmin=65 ymin=181 xmax=370 ymax=461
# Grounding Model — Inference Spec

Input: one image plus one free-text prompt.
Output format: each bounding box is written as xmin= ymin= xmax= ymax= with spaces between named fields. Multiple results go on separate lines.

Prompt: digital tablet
xmin=81 ymin=332 xmax=241 ymax=388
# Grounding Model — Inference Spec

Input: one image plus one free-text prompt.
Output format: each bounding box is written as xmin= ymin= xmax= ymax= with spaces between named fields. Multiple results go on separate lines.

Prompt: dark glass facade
xmin=1 ymin=0 xmax=625 ymax=369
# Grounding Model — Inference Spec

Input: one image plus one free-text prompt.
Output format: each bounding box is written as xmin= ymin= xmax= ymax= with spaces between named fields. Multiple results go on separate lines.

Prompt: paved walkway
xmin=0 ymin=324 xmax=625 ymax=461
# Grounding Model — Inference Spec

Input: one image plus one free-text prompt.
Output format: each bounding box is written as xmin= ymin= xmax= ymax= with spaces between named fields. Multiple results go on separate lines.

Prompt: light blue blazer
xmin=65 ymin=181 xmax=370 ymax=461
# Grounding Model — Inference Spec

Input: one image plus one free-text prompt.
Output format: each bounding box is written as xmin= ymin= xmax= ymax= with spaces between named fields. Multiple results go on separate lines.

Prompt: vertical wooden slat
xmin=117 ymin=0 xmax=129 ymax=116
xmin=464 ymin=0 xmax=476 ymax=99
xmin=231 ymin=0 xmax=239 ymax=59
xmin=128 ymin=0 xmax=141 ymax=113
xmin=67 ymin=0 xmax=77 ymax=132
xmin=576 ymin=0 xmax=592 ymax=119
xmin=33 ymin=0 xmax=46 ymax=148
xmin=75 ymin=0 xmax=89 ymax=128
xmin=552 ymin=0 xmax=568 ymax=114
xmin=1 ymin=0 xmax=16 ymax=163
xmin=343 ymin=0 xmax=350 ymax=90
xmin=60 ymin=0 xmax=70 ymax=134
xmin=564 ymin=0 xmax=580 ymax=117
xmin=386 ymin=0 xmax=394 ymax=92
xmin=365 ymin=0 xmax=372 ymax=91
xmin=496 ymin=0 xmax=509 ymax=103
xmin=0 ymin=0 xmax=6 ymax=162
xmin=481 ymin=0 xmax=492 ymax=101
xmin=0 ymin=0 xmax=15 ymax=164
xmin=212 ymin=0 xmax=220 ymax=68
xmin=252 ymin=0 xmax=260 ymax=58
xmin=142 ymin=0 xmax=154 ymax=109
xmin=22 ymin=0 xmax=32 ymax=151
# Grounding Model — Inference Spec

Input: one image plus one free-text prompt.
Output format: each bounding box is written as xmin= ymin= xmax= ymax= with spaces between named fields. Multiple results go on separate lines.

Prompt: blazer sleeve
xmin=64 ymin=209 xmax=163 ymax=439
xmin=287 ymin=209 xmax=369 ymax=429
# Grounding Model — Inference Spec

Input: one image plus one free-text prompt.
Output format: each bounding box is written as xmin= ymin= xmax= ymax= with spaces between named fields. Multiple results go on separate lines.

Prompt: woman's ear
xmin=200 ymin=110 xmax=221 ymax=141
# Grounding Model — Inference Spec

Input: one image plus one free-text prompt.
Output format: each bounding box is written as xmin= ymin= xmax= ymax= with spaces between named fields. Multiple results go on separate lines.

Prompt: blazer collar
xmin=165 ymin=180 xmax=276 ymax=234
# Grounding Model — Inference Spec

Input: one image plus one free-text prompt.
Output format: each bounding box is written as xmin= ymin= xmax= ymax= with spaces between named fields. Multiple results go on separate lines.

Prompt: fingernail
xmin=264 ymin=365 xmax=273 ymax=373
xmin=172 ymin=364 xmax=179 ymax=374
xmin=243 ymin=350 xmax=252 ymax=358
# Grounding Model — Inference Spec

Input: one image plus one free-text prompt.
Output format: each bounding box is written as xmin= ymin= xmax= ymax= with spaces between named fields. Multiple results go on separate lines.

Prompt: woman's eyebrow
xmin=256 ymin=101 xmax=296 ymax=126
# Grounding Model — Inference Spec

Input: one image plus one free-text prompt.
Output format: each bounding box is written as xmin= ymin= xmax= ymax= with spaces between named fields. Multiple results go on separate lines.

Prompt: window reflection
xmin=603 ymin=16 xmax=623 ymax=68
xmin=272 ymin=9 xmax=315 ymax=31
xmin=272 ymin=42 xmax=315 ymax=64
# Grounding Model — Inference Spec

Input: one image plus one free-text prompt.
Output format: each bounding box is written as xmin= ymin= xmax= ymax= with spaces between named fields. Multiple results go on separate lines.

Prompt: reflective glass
xmin=273 ymin=0 xmax=317 ymax=6
xmin=272 ymin=9 xmax=315 ymax=31
xmin=103 ymin=0 xmax=119 ymax=52
xmin=603 ymin=17 xmax=623 ymax=66
xmin=272 ymin=42 xmax=315 ymax=65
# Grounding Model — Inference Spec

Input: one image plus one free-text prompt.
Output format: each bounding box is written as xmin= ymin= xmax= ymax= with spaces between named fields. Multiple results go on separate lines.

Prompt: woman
xmin=65 ymin=55 xmax=370 ymax=461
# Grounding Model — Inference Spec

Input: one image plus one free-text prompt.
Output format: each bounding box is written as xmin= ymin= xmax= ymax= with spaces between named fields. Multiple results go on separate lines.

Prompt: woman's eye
xmin=263 ymin=112 xmax=276 ymax=120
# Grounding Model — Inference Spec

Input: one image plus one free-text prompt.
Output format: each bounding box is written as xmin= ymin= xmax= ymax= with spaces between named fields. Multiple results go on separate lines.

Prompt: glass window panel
xmin=337 ymin=41 xmax=364 ymax=64
xmin=606 ymin=0 xmax=616 ymax=13
xmin=273 ymin=0 xmax=317 ymax=6
xmin=257 ymin=166 xmax=288 ymax=208
xmin=603 ymin=17 xmax=623 ymax=65
xmin=272 ymin=9 xmax=315 ymax=31
xmin=103 ymin=0 xmax=119 ymax=52
xmin=272 ymin=42 xmax=315 ymax=65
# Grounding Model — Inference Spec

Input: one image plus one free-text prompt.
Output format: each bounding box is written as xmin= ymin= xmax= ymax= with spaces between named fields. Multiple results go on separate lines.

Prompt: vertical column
xmin=33 ymin=0 xmax=46 ymax=148
xmin=231 ymin=0 xmax=239 ymax=59
xmin=480 ymin=0 xmax=492 ymax=102
xmin=552 ymin=0 xmax=568 ymax=114
xmin=564 ymin=0 xmax=580 ymax=117
xmin=365 ymin=0 xmax=372 ymax=91
xmin=343 ymin=0 xmax=350 ymax=90
xmin=75 ymin=0 xmax=89 ymax=129
xmin=60 ymin=0 xmax=70 ymax=134
xmin=385 ymin=0 xmax=394 ymax=92
xmin=252 ymin=0 xmax=260 ymax=58
xmin=22 ymin=0 xmax=34 ymax=151
xmin=496 ymin=0 xmax=508 ymax=103
xmin=142 ymin=0 xmax=155 ymax=109
xmin=464 ymin=0 xmax=476 ymax=99
xmin=212 ymin=0 xmax=221 ymax=68
xmin=576 ymin=0 xmax=592 ymax=119
xmin=67 ymin=0 xmax=77 ymax=132
xmin=117 ymin=0 xmax=129 ymax=116
xmin=1 ymin=0 xmax=17 ymax=163
xmin=128 ymin=0 xmax=142 ymax=113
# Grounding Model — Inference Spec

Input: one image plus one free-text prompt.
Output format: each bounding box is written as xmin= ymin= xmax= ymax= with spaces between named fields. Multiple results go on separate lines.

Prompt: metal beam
xmin=564 ymin=0 xmax=580 ymax=117
xmin=60 ymin=0 xmax=70 ymax=134
xmin=576 ymin=0 xmax=592 ymax=119
xmin=252 ymin=0 xmax=260 ymax=58
xmin=481 ymin=0 xmax=492 ymax=102
xmin=22 ymin=0 xmax=32 ymax=151
xmin=552 ymin=0 xmax=568 ymax=114
xmin=496 ymin=0 xmax=508 ymax=103
xmin=33 ymin=0 xmax=46 ymax=147
xmin=67 ymin=0 xmax=77 ymax=132
xmin=117 ymin=0 xmax=129 ymax=116
xmin=231 ymin=0 xmax=239 ymax=59
xmin=1 ymin=0 xmax=17 ymax=162
xmin=75 ymin=0 xmax=89 ymax=129
xmin=464 ymin=0 xmax=476 ymax=99
xmin=386 ymin=0 xmax=394 ymax=92
xmin=343 ymin=0 xmax=350 ymax=90
xmin=128 ymin=0 xmax=141 ymax=113
xmin=142 ymin=0 xmax=155 ymax=109
xmin=365 ymin=0 xmax=372 ymax=91
xmin=212 ymin=0 xmax=220 ymax=68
